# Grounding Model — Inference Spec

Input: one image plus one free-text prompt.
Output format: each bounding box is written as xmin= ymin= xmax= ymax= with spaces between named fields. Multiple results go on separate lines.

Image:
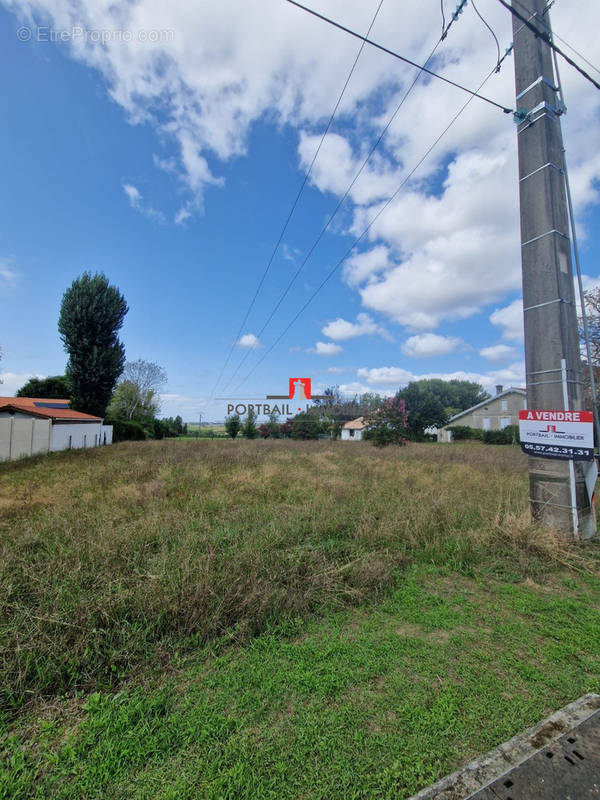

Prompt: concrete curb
xmin=407 ymin=693 xmax=600 ymax=800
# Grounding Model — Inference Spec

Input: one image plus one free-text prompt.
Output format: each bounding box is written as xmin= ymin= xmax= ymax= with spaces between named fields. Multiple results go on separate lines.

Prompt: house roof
xmin=0 ymin=397 xmax=103 ymax=422
xmin=343 ymin=416 xmax=368 ymax=430
xmin=444 ymin=387 xmax=527 ymax=426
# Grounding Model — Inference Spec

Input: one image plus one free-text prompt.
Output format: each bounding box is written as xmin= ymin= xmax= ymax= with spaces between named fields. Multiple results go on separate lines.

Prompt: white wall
xmin=51 ymin=422 xmax=103 ymax=452
xmin=101 ymin=425 xmax=113 ymax=445
xmin=0 ymin=417 xmax=52 ymax=461
xmin=341 ymin=429 xmax=364 ymax=441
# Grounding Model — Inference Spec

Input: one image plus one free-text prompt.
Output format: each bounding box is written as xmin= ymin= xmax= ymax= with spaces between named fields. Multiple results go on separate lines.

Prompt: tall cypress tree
xmin=58 ymin=272 xmax=128 ymax=417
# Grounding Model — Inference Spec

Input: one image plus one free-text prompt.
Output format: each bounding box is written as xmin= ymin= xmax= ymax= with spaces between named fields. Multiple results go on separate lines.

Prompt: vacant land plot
xmin=1 ymin=440 xmax=599 ymax=798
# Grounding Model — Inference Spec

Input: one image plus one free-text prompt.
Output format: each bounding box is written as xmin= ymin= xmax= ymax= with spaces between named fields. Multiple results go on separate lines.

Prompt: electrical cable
xmin=470 ymin=0 xmax=501 ymax=68
xmin=233 ymin=46 xmax=514 ymax=392
xmin=220 ymin=2 xmax=472 ymax=392
xmin=440 ymin=0 xmax=446 ymax=37
xmin=285 ymin=0 xmax=514 ymax=113
xmin=511 ymin=0 xmax=600 ymax=77
xmin=496 ymin=0 xmax=600 ymax=91
xmin=208 ymin=0 xmax=386 ymax=399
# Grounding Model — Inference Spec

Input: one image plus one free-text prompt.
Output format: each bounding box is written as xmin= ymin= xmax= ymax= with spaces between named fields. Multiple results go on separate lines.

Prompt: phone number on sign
xmin=521 ymin=442 xmax=593 ymax=459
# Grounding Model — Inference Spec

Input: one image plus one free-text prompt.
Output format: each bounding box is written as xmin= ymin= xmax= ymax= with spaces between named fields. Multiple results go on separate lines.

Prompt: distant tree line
xmin=224 ymin=379 xmax=490 ymax=446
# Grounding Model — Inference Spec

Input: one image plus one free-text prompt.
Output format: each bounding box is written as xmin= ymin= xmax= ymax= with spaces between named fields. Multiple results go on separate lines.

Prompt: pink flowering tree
xmin=365 ymin=395 xmax=408 ymax=447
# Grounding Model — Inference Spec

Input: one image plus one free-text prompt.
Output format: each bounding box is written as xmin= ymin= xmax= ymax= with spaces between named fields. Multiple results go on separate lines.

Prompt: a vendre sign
xmin=518 ymin=409 xmax=594 ymax=461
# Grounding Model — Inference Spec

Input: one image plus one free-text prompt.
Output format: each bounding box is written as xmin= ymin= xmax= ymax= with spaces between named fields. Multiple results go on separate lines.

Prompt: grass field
xmin=1 ymin=439 xmax=599 ymax=798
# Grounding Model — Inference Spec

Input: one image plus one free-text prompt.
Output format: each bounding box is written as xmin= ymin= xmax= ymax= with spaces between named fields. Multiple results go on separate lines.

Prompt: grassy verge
xmin=2 ymin=563 xmax=600 ymax=799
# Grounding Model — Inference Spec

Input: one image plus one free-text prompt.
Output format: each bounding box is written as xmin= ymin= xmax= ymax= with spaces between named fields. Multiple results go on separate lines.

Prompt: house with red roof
xmin=0 ymin=397 xmax=113 ymax=461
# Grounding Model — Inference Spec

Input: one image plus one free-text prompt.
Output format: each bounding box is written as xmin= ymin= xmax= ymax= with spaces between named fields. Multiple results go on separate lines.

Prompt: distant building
xmin=341 ymin=416 xmax=369 ymax=441
xmin=437 ymin=386 xmax=527 ymax=442
xmin=0 ymin=397 xmax=113 ymax=461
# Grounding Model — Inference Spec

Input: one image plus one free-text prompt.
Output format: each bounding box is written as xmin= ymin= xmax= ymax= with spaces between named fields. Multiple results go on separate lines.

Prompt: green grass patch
xmin=2 ymin=564 xmax=599 ymax=799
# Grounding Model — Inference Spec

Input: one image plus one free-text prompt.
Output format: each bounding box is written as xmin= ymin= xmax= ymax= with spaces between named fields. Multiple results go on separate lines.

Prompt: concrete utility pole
xmin=512 ymin=0 xmax=595 ymax=538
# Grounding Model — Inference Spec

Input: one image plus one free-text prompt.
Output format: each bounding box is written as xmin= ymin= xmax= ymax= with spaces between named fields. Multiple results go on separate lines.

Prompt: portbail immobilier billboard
xmin=226 ymin=378 xmax=328 ymax=417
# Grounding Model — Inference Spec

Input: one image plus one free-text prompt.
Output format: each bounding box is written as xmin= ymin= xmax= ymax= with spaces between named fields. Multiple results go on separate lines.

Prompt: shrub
xmin=291 ymin=412 xmax=319 ymax=440
xmin=365 ymin=396 xmax=408 ymax=447
xmin=225 ymin=414 xmax=242 ymax=439
xmin=106 ymin=418 xmax=147 ymax=441
xmin=446 ymin=425 xmax=485 ymax=441
xmin=483 ymin=426 xmax=519 ymax=445
xmin=242 ymin=409 xmax=258 ymax=439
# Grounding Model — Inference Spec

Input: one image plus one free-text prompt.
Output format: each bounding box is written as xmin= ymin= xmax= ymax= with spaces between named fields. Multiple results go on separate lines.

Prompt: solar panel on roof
xmin=33 ymin=402 xmax=70 ymax=409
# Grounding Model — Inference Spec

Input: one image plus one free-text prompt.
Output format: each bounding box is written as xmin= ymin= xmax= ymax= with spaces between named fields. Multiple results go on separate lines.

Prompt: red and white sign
xmin=518 ymin=409 xmax=594 ymax=460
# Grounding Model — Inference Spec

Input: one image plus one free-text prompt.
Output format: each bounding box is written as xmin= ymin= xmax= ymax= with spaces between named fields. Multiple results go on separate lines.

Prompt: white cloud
xmin=314 ymin=341 xmax=343 ymax=356
xmin=479 ymin=344 xmax=517 ymax=363
xmin=357 ymin=366 xmax=414 ymax=386
xmin=343 ymin=245 xmax=391 ymax=287
xmin=123 ymin=183 xmax=142 ymax=207
xmin=298 ymin=131 xmax=401 ymax=206
xmin=174 ymin=206 xmax=192 ymax=225
xmin=402 ymin=333 xmax=461 ymax=358
xmin=355 ymin=150 xmax=523 ymax=330
xmin=0 ymin=258 xmax=20 ymax=292
xmin=338 ymin=381 xmax=385 ymax=396
xmin=322 ymin=313 xmax=388 ymax=341
xmin=238 ymin=333 xmax=260 ymax=349
xmin=357 ymin=362 xmax=525 ymax=394
xmin=327 ymin=366 xmax=347 ymax=374
xmin=0 ymin=372 xmax=44 ymax=395
xmin=4 ymin=0 xmax=599 ymax=344
xmin=490 ymin=299 xmax=524 ymax=342
xmin=122 ymin=182 xmax=165 ymax=223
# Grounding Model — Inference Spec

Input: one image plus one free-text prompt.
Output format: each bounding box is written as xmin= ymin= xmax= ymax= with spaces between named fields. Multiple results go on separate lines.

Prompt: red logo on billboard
xmin=289 ymin=377 xmax=311 ymax=400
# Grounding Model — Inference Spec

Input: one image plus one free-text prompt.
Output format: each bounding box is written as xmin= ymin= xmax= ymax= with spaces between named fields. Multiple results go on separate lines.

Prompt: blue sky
xmin=1 ymin=0 xmax=599 ymax=420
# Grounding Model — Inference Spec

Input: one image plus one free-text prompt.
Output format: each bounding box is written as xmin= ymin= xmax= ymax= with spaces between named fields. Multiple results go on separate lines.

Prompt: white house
xmin=341 ymin=417 xmax=369 ymax=441
xmin=0 ymin=397 xmax=113 ymax=461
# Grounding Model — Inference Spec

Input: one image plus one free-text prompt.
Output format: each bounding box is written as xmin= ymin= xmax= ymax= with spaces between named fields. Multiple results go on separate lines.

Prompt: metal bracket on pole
xmin=516 ymin=75 xmax=558 ymax=100
xmin=520 ymin=162 xmax=563 ymax=182
xmin=523 ymin=297 xmax=574 ymax=312
xmin=521 ymin=229 xmax=569 ymax=247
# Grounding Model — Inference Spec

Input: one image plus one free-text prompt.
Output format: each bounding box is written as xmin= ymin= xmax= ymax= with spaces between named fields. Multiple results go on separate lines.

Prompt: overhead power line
xmin=470 ymin=0 xmax=501 ymax=68
xmin=221 ymin=1 xmax=473 ymax=392
xmin=209 ymin=0 xmax=386 ymax=399
xmin=496 ymin=0 xmax=600 ymax=91
xmin=285 ymin=0 xmax=514 ymax=113
xmin=511 ymin=0 xmax=600 ymax=77
xmin=234 ymin=46 xmax=514 ymax=392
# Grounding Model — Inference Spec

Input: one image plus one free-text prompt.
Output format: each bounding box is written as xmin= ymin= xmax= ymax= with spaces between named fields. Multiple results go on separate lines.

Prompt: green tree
xmin=400 ymin=379 xmax=488 ymax=419
xmin=242 ymin=409 xmax=258 ymax=439
xmin=365 ymin=396 xmax=408 ymax=447
xmin=106 ymin=381 xmax=159 ymax=424
xmin=291 ymin=412 xmax=319 ymax=440
xmin=225 ymin=413 xmax=241 ymax=439
xmin=58 ymin=272 xmax=128 ymax=417
xmin=16 ymin=375 xmax=71 ymax=398
xmin=396 ymin=379 xmax=489 ymax=440
xmin=266 ymin=412 xmax=280 ymax=438
xmin=396 ymin=383 xmax=447 ymax=440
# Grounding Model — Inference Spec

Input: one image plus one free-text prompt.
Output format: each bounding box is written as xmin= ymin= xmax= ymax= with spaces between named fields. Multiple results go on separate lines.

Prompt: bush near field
xmin=446 ymin=425 xmax=520 ymax=445
xmin=446 ymin=425 xmax=485 ymax=441
xmin=484 ymin=425 xmax=520 ymax=445
xmin=0 ymin=439 xmax=591 ymax=717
